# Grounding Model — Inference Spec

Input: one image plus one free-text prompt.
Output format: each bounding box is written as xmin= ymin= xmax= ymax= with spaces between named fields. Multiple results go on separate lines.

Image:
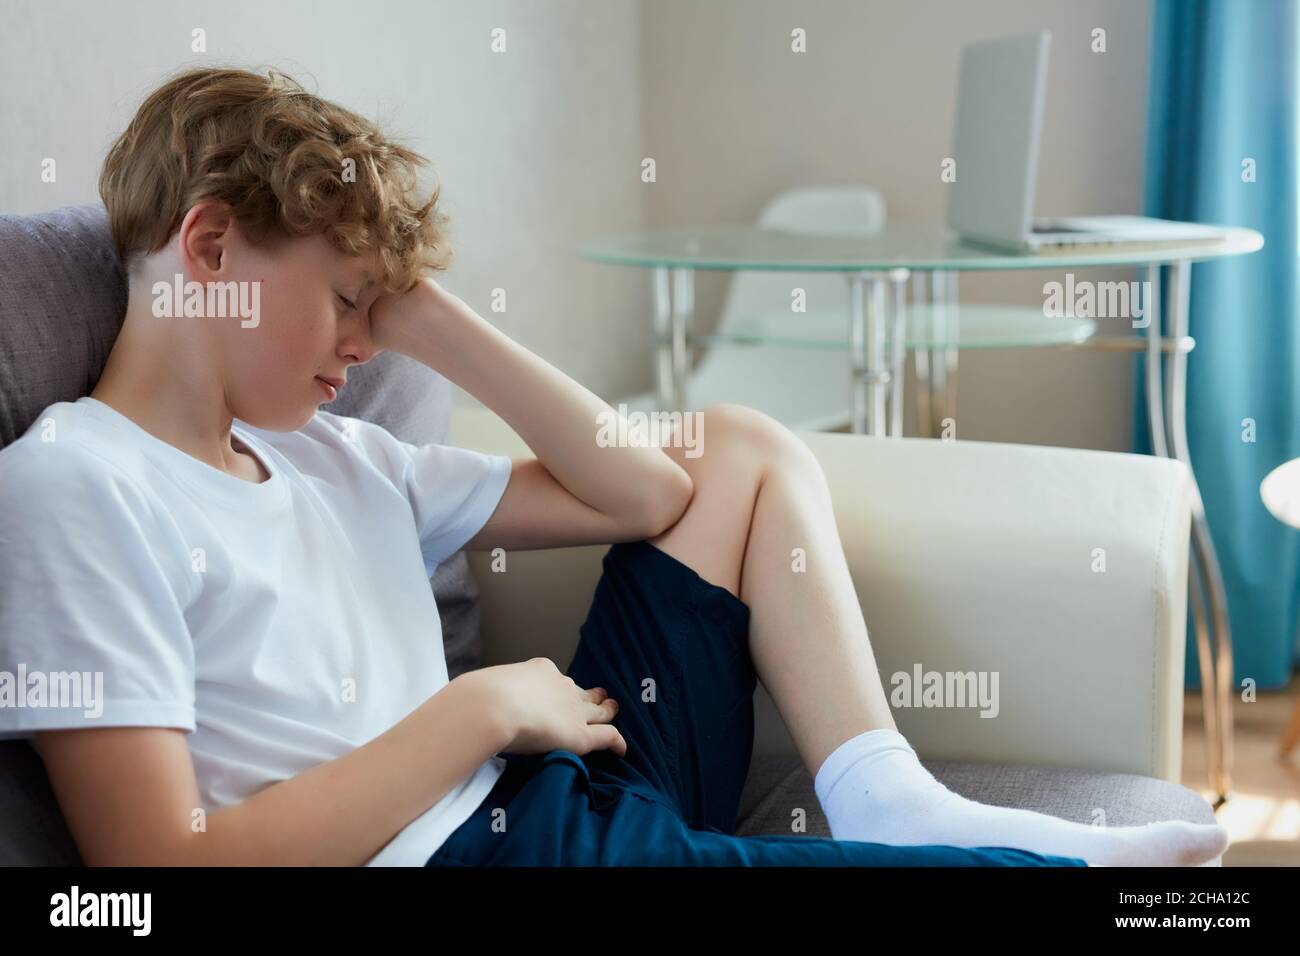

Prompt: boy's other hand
xmin=473 ymin=657 xmax=628 ymax=760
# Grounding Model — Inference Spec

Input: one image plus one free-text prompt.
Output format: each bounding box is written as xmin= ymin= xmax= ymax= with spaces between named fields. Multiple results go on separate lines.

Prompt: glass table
xmin=578 ymin=220 xmax=1265 ymax=805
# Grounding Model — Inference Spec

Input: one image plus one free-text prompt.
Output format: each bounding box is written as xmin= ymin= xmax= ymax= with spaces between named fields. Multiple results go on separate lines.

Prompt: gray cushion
xmin=0 ymin=204 xmax=126 ymax=445
xmin=0 ymin=203 xmax=483 ymax=864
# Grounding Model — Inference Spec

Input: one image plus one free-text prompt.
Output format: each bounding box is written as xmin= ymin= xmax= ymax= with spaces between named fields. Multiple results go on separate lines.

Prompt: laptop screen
xmin=945 ymin=30 xmax=1051 ymax=246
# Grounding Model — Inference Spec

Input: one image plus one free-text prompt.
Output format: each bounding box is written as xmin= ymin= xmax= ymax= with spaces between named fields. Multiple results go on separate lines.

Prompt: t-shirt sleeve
xmin=401 ymin=442 xmax=513 ymax=572
xmin=0 ymin=443 xmax=197 ymax=740
xmin=320 ymin=413 xmax=513 ymax=575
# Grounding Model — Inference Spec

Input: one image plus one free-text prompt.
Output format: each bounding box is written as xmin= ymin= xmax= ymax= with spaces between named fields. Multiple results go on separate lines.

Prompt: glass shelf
xmin=691 ymin=305 xmax=1098 ymax=351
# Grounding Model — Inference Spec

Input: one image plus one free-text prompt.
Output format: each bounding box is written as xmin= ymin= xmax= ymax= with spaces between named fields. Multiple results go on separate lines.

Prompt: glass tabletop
xmin=578 ymin=222 xmax=1264 ymax=272
xmin=698 ymin=305 xmax=1098 ymax=350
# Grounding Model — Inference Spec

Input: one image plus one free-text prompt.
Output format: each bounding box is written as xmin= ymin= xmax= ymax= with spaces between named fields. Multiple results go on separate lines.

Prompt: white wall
xmin=1 ymin=0 xmax=1151 ymax=450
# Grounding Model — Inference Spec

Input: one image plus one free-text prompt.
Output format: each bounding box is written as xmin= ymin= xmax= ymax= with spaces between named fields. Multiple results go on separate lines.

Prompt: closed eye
xmin=337 ymin=293 xmax=357 ymax=311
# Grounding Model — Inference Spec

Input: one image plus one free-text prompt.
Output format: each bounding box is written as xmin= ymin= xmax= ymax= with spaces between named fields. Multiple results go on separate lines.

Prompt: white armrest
xmin=450 ymin=405 xmax=1192 ymax=781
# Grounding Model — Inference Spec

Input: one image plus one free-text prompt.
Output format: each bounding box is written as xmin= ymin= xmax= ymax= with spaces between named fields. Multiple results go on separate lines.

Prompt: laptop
xmin=946 ymin=30 xmax=1229 ymax=252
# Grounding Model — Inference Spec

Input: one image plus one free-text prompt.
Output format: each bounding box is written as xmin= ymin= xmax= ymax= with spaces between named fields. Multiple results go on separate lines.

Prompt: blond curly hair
xmin=99 ymin=65 xmax=452 ymax=293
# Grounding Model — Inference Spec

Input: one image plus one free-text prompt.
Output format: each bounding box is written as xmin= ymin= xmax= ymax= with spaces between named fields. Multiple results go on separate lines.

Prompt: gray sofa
xmin=0 ymin=204 xmax=1221 ymax=865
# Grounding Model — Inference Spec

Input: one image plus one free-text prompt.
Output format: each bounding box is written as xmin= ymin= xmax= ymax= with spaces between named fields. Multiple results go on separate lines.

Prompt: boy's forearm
xmin=185 ymin=669 xmax=513 ymax=866
xmin=387 ymin=284 xmax=692 ymax=527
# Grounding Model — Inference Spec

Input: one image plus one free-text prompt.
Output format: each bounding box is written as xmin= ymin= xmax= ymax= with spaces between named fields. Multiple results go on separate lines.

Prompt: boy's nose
xmin=340 ymin=329 xmax=378 ymax=365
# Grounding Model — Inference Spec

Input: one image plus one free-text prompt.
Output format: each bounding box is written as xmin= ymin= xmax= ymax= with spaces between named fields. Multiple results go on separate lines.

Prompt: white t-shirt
xmin=0 ymin=396 xmax=513 ymax=866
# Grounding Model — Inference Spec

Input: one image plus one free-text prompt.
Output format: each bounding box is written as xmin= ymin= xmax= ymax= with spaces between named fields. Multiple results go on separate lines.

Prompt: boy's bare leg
xmin=646 ymin=403 xmax=894 ymax=779
xmin=646 ymin=404 xmax=1229 ymax=866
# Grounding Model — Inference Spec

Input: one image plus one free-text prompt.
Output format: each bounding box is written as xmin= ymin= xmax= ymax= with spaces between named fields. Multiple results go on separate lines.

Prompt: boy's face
xmin=190 ymin=215 xmax=386 ymax=432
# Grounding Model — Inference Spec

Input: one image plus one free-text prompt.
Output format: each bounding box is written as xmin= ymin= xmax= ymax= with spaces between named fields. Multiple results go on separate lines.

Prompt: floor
xmin=1183 ymin=672 xmax=1300 ymax=865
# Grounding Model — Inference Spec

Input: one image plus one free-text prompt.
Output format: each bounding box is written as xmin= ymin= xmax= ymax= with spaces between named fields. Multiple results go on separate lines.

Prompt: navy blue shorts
xmin=426 ymin=539 xmax=1087 ymax=867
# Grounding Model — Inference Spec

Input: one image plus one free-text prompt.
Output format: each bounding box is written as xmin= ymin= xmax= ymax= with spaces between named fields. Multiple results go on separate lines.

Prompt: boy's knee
xmin=699 ymin=403 xmax=785 ymax=448
xmin=698 ymin=403 xmax=821 ymax=475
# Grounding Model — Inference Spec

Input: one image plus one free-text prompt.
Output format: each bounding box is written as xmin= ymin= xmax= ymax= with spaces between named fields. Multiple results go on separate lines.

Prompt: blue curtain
xmin=1135 ymin=0 xmax=1300 ymax=690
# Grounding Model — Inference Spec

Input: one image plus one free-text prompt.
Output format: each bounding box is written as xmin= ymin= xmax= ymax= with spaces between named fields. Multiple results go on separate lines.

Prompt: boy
xmin=0 ymin=66 xmax=1227 ymax=867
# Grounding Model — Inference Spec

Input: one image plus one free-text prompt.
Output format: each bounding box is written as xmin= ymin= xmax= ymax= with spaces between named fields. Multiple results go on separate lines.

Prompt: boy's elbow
xmin=637 ymin=468 xmax=694 ymax=538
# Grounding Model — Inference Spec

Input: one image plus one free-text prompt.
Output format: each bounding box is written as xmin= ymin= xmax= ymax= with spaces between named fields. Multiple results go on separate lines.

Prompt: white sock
xmin=813 ymin=728 xmax=1228 ymax=867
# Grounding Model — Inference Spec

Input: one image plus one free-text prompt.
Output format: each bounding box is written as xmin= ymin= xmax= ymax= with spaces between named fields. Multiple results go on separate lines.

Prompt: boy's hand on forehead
xmin=368 ymin=274 xmax=459 ymax=356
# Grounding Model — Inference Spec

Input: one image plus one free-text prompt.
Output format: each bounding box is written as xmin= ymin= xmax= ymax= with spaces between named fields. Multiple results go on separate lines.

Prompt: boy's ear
xmin=177 ymin=200 xmax=236 ymax=279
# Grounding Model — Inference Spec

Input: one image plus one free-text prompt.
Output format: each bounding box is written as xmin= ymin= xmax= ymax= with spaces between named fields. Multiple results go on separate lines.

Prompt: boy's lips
xmin=315 ymin=376 xmax=344 ymax=400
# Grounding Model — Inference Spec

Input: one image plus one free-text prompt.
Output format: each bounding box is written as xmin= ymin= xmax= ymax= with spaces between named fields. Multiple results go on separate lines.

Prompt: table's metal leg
xmin=653 ymin=266 xmax=692 ymax=411
xmin=889 ymin=268 xmax=910 ymax=437
xmin=942 ymin=272 xmax=960 ymax=435
xmin=848 ymin=272 xmax=889 ymax=435
xmin=1144 ymin=265 xmax=1216 ymax=795
xmin=1144 ymin=265 xmax=1171 ymax=459
xmin=1162 ymin=259 xmax=1234 ymax=805
xmin=912 ymin=272 xmax=933 ymax=438
xmin=1188 ymin=527 xmax=1222 ymax=801
xmin=928 ymin=271 xmax=958 ymax=437
xmin=929 ymin=271 xmax=946 ymax=436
